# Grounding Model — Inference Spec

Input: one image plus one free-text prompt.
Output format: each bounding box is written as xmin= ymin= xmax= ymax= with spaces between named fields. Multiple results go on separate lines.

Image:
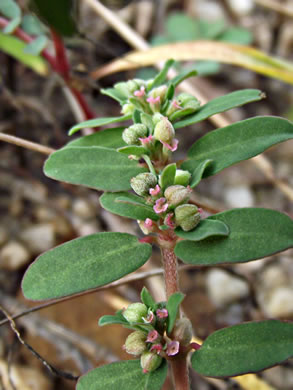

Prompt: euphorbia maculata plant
xmin=22 ymin=60 xmax=293 ymax=389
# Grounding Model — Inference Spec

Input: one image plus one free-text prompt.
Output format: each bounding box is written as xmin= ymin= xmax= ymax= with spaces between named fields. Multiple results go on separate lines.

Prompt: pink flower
xmin=143 ymin=311 xmax=155 ymax=324
xmin=153 ymin=198 xmax=168 ymax=214
xmin=149 ymin=185 xmax=161 ymax=196
xmin=161 ymin=138 xmax=179 ymax=152
xmin=156 ymin=308 xmax=168 ymax=318
xmin=139 ymin=135 xmax=154 ymax=145
xmin=134 ymin=86 xmax=145 ymax=97
xmin=147 ymin=96 xmax=160 ymax=105
xmin=172 ymin=100 xmax=181 ymax=109
xmin=147 ymin=330 xmax=159 ymax=343
xmin=150 ymin=344 xmax=162 ymax=354
xmin=144 ymin=218 xmax=153 ymax=229
xmin=167 ymin=340 xmax=180 ymax=356
xmin=165 ymin=213 xmax=176 ymax=229
xmin=190 ymin=342 xmax=201 ymax=351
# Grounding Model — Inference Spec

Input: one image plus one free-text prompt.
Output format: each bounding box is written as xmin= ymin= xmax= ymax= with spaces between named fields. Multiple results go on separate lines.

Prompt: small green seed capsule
xmin=121 ymin=102 xmax=135 ymax=115
xmin=131 ymin=173 xmax=157 ymax=196
xmin=174 ymin=170 xmax=191 ymax=186
xmin=153 ymin=117 xmax=175 ymax=144
xmin=140 ymin=351 xmax=163 ymax=373
xmin=124 ymin=331 xmax=147 ymax=356
xmin=123 ymin=303 xmax=148 ymax=323
xmin=164 ymin=185 xmax=191 ymax=207
xmin=169 ymin=93 xmax=201 ymax=121
xmin=122 ymin=124 xmax=148 ymax=145
xmin=172 ymin=318 xmax=193 ymax=346
xmin=175 ymin=204 xmax=201 ymax=232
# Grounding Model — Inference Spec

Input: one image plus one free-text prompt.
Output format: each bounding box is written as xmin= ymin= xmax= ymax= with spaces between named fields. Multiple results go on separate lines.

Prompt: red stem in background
xmin=0 ymin=17 xmax=95 ymax=120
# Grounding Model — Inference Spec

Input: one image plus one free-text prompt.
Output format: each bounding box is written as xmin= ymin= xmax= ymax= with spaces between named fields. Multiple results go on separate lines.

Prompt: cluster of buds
xmin=122 ymin=301 xmax=193 ymax=373
xmin=132 ymin=171 xmax=201 ymax=232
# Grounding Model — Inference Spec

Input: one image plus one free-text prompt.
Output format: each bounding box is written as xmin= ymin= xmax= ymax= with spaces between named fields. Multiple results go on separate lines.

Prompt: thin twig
xmin=84 ymin=0 xmax=293 ymax=203
xmin=0 ymin=305 xmax=79 ymax=381
xmin=253 ymin=0 xmax=293 ymax=18
xmin=0 ymin=133 xmax=55 ymax=155
xmin=0 ymin=265 xmax=194 ymax=328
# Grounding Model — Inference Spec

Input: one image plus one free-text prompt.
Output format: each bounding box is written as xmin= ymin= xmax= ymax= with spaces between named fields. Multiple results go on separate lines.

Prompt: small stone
xmin=0 ymin=241 xmax=31 ymax=270
xmin=224 ymin=186 xmax=254 ymax=207
xmin=227 ymin=0 xmax=254 ymax=15
xmin=262 ymin=287 xmax=293 ymax=318
xmin=72 ymin=199 xmax=95 ymax=219
xmin=263 ymin=365 xmax=293 ymax=390
xmin=20 ymin=224 xmax=55 ymax=254
xmin=206 ymin=269 xmax=249 ymax=307
xmin=0 ymin=227 xmax=8 ymax=247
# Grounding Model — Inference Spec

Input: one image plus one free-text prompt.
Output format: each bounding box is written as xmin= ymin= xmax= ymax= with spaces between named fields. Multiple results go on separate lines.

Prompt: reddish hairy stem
xmin=161 ymin=247 xmax=179 ymax=299
xmin=171 ymin=358 xmax=190 ymax=390
xmin=50 ymin=28 xmax=70 ymax=81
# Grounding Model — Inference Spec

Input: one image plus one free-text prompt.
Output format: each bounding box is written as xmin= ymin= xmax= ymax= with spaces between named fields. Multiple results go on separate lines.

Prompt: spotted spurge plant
xmin=22 ymin=60 xmax=293 ymax=389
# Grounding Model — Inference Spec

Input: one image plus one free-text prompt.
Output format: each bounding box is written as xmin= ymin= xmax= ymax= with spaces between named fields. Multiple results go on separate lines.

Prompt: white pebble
xmin=227 ymin=0 xmax=254 ymax=15
xmin=0 ymin=241 xmax=30 ymax=270
xmin=206 ymin=269 xmax=249 ymax=307
xmin=263 ymin=287 xmax=293 ymax=318
xmin=20 ymin=224 xmax=55 ymax=254
xmin=224 ymin=186 xmax=254 ymax=207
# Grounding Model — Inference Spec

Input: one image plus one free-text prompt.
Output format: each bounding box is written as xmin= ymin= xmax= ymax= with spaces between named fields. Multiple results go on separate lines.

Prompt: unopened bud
xmin=140 ymin=351 xmax=162 ymax=373
xmin=172 ymin=318 xmax=193 ymax=346
xmin=164 ymin=185 xmax=191 ymax=207
xmin=174 ymin=170 xmax=191 ymax=186
xmin=122 ymin=124 xmax=148 ymax=145
xmin=121 ymin=102 xmax=135 ymax=115
xmin=123 ymin=303 xmax=148 ymax=323
xmin=154 ymin=117 xmax=175 ymax=144
xmin=124 ymin=331 xmax=147 ymax=356
xmin=131 ymin=173 xmax=157 ymax=196
xmin=115 ymin=79 xmax=145 ymax=98
xmin=169 ymin=93 xmax=201 ymax=121
xmin=175 ymin=204 xmax=201 ymax=231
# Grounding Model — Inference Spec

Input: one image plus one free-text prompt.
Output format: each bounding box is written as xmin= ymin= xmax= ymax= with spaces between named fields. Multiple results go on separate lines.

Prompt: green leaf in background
xmin=22 ymin=233 xmax=152 ymax=300
xmin=44 ymin=146 xmax=147 ymax=192
xmin=189 ymin=159 xmax=213 ymax=188
xmin=148 ymin=59 xmax=175 ymax=90
xmin=100 ymin=192 xmax=159 ymax=221
xmin=174 ymin=208 xmax=293 ymax=265
xmin=99 ymin=310 xmax=129 ymax=327
xmin=219 ymin=27 xmax=253 ymax=45
xmin=166 ymin=292 xmax=185 ymax=334
xmin=101 ymin=87 xmax=127 ymax=104
xmin=0 ymin=32 xmax=48 ymax=75
xmin=160 ymin=163 xmax=176 ymax=190
xmin=0 ymin=0 xmax=21 ymax=20
xmin=67 ymin=127 xmax=126 ymax=149
xmin=118 ymin=145 xmax=149 ymax=157
xmin=141 ymin=287 xmax=156 ymax=310
xmin=3 ymin=16 xmax=21 ymax=34
xmin=30 ymin=0 xmax=77 ymax=37
xmin=175 ymin=219 xmax=229 ymax=241
xmin=23 ymin=35 xmax=48 ymax=55
xmin=166 ymin=12 xmax=199 ymax=41
xmin=21 ymin=14 xmax=46 ymax=35
xmin=68 ymin=114 xmax=131 ymax=135
xmin=191 ymin=320 xmax=293 ymax=377
xmin=168 ymin=68 xmax=198 ymax=88
xmin=182 ymin=116 xmax=293 ymax=178
xmin=174 ymin=89 xmax=264 ymax=129
xmin=198 ymin=19 xmax=226 ymax=40
xmin=76 ymin=360 xmax=168 ymax=390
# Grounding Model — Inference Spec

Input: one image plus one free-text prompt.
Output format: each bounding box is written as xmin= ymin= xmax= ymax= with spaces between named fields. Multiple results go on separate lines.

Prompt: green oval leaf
xmin=66 ymin=127 xmax=126 ymax=149
xmin=22 ymin=232 xmax=152 ymax=300
xmin=0 ymin=0 xmax=21 ymax=20
xmin=174 ymin=89 xmax=264 ymax=129
xmin=44 ymin=146 xmax=147 ymax=192
xmin=175 ymin=208 xmax=293 ymax=265
xmin=141 ymin=287 xmax=156 ymax=310
xmin=0 ymin=32 xmax=48 ymax=75
xmin=77 ymin=360 xmax=167 ymax=390
xmin=182 ymin=116 xmax=293 ymax=177
xmin=30 ymin=0 xmax=77 ymax=37
xmin=160 ymin=163 xmax=176 ymax=190
xmin=99 ymin=310 xmax=129 ymax=327
xmin=168 ymin=68 xmax=198 ymax=88
xmin=100 ymin=192 xmax=159 ymax=221
xmin=175 ymin=219 xmax=229 ymax=241
xmin=191 ymin=320 xmax=293 ymax=377
xmin=190 ymin=159 xmax=213 ymax=188
xmin=23 ymin=35 xmax=48 ymax=55
xmin=101 ymin=87 xmax=127 ymax=104
xmin=118 ymin=145 xmax=149 ymax=157
xmin=166 ymin=292 xmax=185 ymax=334
xmin=68 ymin=114 xmax=131 ymax=135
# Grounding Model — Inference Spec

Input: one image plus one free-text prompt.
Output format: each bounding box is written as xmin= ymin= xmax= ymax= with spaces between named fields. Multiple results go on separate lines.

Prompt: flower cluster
xmin=121 ymin=301 xmax=193 ymax=373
